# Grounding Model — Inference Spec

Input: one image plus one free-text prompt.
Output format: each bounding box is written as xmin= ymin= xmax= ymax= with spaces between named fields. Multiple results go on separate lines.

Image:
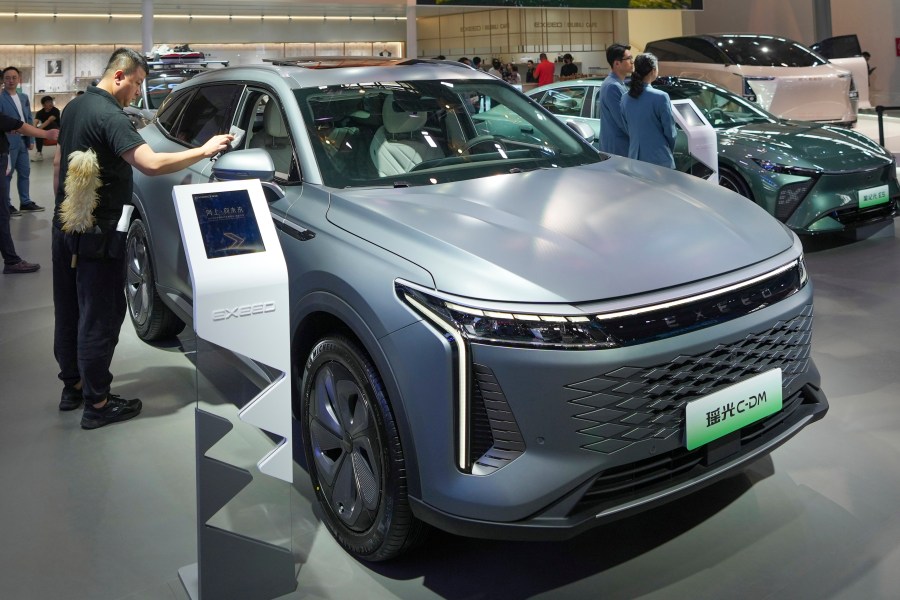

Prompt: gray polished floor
xmin=2 ymin=147 xmax=900 ymax=600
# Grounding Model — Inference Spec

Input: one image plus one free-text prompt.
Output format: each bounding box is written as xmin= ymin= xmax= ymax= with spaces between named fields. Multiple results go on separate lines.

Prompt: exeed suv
xmin=125 ymin=57 xmax=828 ymax=561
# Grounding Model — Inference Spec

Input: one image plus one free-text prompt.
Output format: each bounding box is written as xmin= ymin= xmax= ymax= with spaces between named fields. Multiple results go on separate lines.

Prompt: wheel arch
xmin=291 ymin=291 xmax=422 ymax=499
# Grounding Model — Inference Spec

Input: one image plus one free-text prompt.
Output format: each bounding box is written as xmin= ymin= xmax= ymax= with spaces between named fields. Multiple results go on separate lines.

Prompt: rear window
xmin=714 ymin=36 xmax=827 ymax=67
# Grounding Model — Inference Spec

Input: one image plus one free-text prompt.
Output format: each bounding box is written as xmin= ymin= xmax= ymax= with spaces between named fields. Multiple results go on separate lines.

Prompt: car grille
xmin=567 ymin=304 xmax=813 ymax=457
xmin=831 ymin=197 xmax=898 ymax=227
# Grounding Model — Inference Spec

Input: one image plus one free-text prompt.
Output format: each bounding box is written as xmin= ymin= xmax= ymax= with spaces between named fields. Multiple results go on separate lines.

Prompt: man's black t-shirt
xmin=0 ymin=113 xmax=24 ymax=154
xmin=54 ymin=86 xmax=145 ymax=227
xmin=560 ymin=63 xmax=578 ymax=77
xmin=35 ymin=106 xmax=61 ymax=130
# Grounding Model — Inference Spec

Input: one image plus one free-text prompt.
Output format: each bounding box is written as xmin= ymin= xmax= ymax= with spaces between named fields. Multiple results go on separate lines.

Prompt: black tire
xmin=719 ymin=167 xmax=754 ymax=200
xmin=125 ymin=218 xmax=185 ymax=341
xmin=300 ymin=336 xmax=428 ymax=561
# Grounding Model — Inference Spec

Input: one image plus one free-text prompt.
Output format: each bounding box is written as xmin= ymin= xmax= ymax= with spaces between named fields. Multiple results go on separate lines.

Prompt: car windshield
xmin=295 ymin=79 xmax=602 ymax=188
xmin=658 ymin=79 xmax=777 ymax=128
xmin=714 ymin=36 xmax=828 ymax=68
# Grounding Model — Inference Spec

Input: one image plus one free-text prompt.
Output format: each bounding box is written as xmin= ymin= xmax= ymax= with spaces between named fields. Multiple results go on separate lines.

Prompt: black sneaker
xmin=81 ymin=394 xmax=142 ymax=430
xmin=59 ymin=385 xmax=83 ymax=411
xmin=19 ymin=202 xmax=45 ymax=213
xmin=9 ymin=205 xmax=20 ymax=217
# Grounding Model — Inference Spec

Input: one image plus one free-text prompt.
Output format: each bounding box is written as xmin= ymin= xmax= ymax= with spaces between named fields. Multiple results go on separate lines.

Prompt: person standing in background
xmin=1 ymin=66 xmax=43 ymax=215
xmin=0 ymin=114 xmax=58 ymax=273
xmin=525 ymin=59 xmax=537 ymax=83
xmin=620 ymin=53 xmax=676 ymax=169
xmin=597 ymin=43 xmax=634 ymax=156
xmin=560 ymin=53 xmax=578 ymax=79
xmin=33 ymin=95 xmax=61 ymax=162
xmin=533 ymin=53 xmax=555 ymax=86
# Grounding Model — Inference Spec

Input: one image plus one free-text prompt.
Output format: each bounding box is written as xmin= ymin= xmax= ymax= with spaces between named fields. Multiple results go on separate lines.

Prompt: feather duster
xmin=59 ymin=149 xmax=101 ymax=233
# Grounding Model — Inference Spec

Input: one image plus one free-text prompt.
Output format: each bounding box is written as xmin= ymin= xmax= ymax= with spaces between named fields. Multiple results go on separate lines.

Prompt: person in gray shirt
xmin=597 ymin=43 xmax=633 ymax=156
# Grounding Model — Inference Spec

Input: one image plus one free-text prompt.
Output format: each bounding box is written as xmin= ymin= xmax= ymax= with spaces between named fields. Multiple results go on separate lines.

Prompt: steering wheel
xmin=707 ymin=108 xmax=727 ymax=124
xmin=460 ymin=134 xmax=506 ymax=155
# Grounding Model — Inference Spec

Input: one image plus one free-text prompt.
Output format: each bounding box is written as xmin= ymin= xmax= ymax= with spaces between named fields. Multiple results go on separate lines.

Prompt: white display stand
xmin=671 ymin=98 xmax=719 ymax=184
xmin=173 ymin=179 xmax=296 ymax=599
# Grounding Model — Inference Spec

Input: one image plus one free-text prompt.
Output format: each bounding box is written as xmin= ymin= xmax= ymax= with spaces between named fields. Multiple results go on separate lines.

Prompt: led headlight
xmin=398 ymin=284 xmax=619 ymax=349
xmin=751 ymin=158 xmax=821 ymax=177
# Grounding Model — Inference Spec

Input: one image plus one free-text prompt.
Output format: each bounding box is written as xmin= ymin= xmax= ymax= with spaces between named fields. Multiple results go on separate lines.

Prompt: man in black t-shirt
xmin=52 ymin=48 xmax=233 ymax=429
xmin=0 ymin=114 xmax=58 ymax=272
xmin=32 ymin=95 xmax=61 ymax=162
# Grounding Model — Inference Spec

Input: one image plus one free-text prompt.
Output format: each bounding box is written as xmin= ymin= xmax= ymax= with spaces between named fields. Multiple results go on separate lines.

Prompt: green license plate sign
xmin=685 ymin=368 xmax=783 ymax=451
xmin=859 ymin=184 xmax=890 ymax=209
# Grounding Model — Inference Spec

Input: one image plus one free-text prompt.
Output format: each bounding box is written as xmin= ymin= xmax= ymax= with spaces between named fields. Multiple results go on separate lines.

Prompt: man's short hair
xmin=2 ymin=66 xmax=21 ymax=77
xmin=539 ymin=53 xmax=548 ymax=60
xmin=41 ymin=95 xmax=54 ymax=105
xmin=606 ymin=43 xmax=632 ymax=67
xmin=103 ymin=48 xmax=149 ymax=78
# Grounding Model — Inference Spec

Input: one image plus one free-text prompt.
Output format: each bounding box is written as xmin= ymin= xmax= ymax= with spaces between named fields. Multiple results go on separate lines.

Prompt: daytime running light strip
xmin=405 ymin=294 xmax=469 ymax=471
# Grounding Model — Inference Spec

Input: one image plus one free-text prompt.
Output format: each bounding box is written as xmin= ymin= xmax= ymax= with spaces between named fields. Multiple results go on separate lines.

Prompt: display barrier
xmin=173 ymin=179 xmax=296 ymax=599
xmin=671 ymin=98 xmax=719 ymax=184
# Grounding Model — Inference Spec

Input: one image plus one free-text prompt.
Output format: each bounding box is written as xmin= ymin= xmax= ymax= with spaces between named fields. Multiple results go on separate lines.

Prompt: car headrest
xmin=263 ymin=101 xmax=288 ymax=138
xmin=382 ymin=94 xmax=427 ymax=134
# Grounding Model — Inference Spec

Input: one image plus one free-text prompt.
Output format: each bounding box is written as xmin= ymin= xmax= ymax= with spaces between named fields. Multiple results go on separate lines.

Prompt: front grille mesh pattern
xmin=832 ymin=198 xmax=898 ymax=226
xmin=567 ymin=305 xmax=813 ymax=456
xmin=469 ymin=364 xmax=525 ymax=474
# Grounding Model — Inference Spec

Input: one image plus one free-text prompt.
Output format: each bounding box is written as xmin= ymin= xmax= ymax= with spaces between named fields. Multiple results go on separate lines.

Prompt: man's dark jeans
xmin=52 ymin=227 xmax=128 ymax=405
xmin=0 ymin=153 xmax=22 ymax=265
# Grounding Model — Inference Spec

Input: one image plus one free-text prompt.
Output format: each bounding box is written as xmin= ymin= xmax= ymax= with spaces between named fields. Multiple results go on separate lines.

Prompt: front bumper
xmin=411 ymin=382 xmax=827 ymax=540
xmin=386 ymin=280 xmax=827 ymax=537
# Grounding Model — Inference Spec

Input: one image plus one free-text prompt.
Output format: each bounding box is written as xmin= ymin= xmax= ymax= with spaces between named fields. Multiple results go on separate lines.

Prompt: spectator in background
xmin=472 ymin=57 xmax=484 ymax=71
xmin=560 ymin=53 xmax=578 ymax=79
xmin=597 ymin=43 xmax=633 ymax=156
xmin=488 ymin=58 xmax=504 ymax=78
xmin=620 ymin=53 xmax=676 ymax=169
xmin=33 ymin=95 xmax=61 ymax=162
xmin=1 ymin=66 xmax=43 ymax=215
xmin=0 ymin=113 xmax=59 ymax=273
xmin=525 ymin=59 xmax=537 ymax=83
xmin=458 ymin=57 xmax=471 ymax=66
xmin=533 ymin=53 xmax=555 ymax=86
xmin=505 ymin=64 xmax=521 ymax=85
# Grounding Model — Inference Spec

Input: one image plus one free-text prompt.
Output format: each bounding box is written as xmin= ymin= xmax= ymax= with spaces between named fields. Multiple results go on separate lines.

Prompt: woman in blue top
xmin=620 ymin=53 xmax=676 ymax=169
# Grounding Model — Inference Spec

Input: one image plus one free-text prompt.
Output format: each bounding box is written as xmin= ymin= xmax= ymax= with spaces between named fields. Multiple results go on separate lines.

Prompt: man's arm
xmin=122 ymin=133 xmax=233 ymax=177
xmin=15 ymin=121 xmax=58 ymax=141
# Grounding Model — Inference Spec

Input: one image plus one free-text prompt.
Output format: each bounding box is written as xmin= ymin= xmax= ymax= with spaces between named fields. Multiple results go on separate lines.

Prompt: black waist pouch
xmin=73 ymin=222 xmax=126 ymax=261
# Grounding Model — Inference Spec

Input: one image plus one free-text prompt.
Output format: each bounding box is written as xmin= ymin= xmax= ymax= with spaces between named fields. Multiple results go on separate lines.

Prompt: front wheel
xmin=719 ymin=167 xmax=753 ymax=200
xmin=125 ymin=218 xmax=185 ymax=341
xmin=300 ymin=336 xmax=427 ymax=561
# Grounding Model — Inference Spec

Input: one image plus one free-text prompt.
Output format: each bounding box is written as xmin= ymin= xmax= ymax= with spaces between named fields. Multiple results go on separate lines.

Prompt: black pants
xmin=0 ymin=153 xmax=22 ymax=264
xmin=52 ymin=227 xmax=128 ymax=404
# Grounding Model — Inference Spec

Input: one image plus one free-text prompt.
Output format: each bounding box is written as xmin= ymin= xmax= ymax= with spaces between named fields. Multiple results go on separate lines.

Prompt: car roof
xmin=183 ymin=57 xmax=492 ymax=89
xmin=649 ymin=33 xmax=803 ymax=45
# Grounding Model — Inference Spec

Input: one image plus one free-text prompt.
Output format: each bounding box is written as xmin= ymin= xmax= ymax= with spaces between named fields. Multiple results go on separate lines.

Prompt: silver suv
xmin=125 ymin=57 xmax=828 ymax=561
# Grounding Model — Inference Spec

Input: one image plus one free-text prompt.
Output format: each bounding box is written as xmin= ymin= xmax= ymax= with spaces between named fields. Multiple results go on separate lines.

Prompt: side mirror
xmin=212 ymin=148 xmax=276 ymax=183
xmin=566 ymin=120 xmax=595 ymax=141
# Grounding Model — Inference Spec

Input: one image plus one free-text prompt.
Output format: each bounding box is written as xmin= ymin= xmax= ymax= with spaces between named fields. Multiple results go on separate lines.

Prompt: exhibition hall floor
xmin=3 ymin=142 xmax=900 ymax=600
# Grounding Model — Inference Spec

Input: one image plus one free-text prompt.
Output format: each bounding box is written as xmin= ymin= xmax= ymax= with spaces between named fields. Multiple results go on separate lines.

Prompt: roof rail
xmin=147 ymin=59 xmax=229 ymax=69
xmin=264 ymin=56 xmax=401 ymax=68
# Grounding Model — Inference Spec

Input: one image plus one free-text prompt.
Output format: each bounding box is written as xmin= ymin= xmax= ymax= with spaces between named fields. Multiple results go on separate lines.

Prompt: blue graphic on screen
xmin=193 ymin=189 xmax=266 ymax=259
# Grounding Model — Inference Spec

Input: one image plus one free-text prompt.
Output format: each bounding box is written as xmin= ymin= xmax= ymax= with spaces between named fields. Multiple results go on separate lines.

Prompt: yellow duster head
xmin=59 ymin=149 xmax=101 ymax=233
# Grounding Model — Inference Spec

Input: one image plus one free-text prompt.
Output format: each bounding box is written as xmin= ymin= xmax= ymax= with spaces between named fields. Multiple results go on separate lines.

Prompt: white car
xmin=645 ymin=34 xmax=856 ymax=125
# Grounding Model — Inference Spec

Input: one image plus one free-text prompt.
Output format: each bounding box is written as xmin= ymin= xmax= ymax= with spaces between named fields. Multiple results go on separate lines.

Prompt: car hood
xmin=326 ymin=158 xmax=795 ymax=303
xmin=720 ymin=120 xmax=891 ymax=172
